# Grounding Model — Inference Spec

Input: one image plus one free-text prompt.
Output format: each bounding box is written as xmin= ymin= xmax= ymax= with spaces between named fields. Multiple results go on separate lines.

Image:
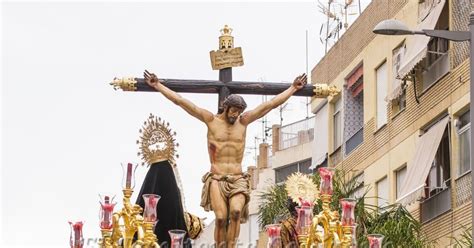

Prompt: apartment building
xmin=311 ymin=0 xmax=471 ymax=245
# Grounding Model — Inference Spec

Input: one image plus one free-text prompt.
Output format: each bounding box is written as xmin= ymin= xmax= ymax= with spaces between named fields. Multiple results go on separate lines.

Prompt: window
xmin=333 ymin=98 xmax=342 ymax=150
xmin=351 ymin=173 xmax=365 ymax=199
xmin=376 ymin=62 xmax=388 ymax=129
xmin=376 ymin=176 xmax=389 ymax=209
xmin=275 ymin=159 xmax=312 ymax=184
xmin=312 ymin=103 xmax=329 ymax=169
xmin=391 ymin=43 xmax=406 ymax=114
xmin=426 ymin=125 xmax=451 ymax=198
xmin=344 ymin=65 xmax=364 ymax=156
xmin=419 ymin=2 xmax=450 ymax=91
xmin=396 ymin=165 xmax=407 ymax=200
xmin=458 ymin=110 xmax=470 ymax=176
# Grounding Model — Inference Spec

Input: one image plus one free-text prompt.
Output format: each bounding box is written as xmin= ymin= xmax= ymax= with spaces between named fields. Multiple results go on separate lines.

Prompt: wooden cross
xmin=110 ymin=26 xmax=339 ymax=113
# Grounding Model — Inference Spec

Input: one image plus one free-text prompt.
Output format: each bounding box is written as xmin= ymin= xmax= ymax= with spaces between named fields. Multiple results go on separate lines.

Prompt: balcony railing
xmin=279 ymin=117 xmax=315 ymax=150
xmin=345 ymin=127 xmax=363 ymax=156
xmin=420 ymin=186 xmax=451 ymax=223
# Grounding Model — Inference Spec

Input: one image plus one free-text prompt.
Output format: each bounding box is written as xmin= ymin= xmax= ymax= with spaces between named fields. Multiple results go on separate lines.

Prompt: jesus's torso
xmin=206 ymin=116 xmax=247 ymax=175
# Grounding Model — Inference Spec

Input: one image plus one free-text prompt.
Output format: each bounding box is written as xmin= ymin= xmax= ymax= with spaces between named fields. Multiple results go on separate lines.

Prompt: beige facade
xmin=311 ymin=0 xmax=472 ymax=245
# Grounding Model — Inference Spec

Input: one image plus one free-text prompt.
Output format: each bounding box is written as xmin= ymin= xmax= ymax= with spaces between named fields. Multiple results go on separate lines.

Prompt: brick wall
xmin=451 ymin=0 xmax=472 ymax=68
xmin=320 ymin=0 xmax=473 ymax=243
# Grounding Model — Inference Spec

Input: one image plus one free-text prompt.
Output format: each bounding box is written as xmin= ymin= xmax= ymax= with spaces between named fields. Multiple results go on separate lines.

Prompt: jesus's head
xmin=222 ymin=94 xmax=247 ymax=125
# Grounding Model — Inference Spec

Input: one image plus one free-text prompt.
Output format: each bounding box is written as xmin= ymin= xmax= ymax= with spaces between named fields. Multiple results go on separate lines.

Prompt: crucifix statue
xmin=110 ymin=25 xmax=339 ymax=248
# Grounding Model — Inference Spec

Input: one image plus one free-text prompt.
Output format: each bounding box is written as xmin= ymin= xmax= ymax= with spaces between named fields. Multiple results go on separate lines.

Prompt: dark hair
xmin=287 ymin=198 xmax=299 ymax=217
xmin=222 ymin=94 xmax=247 ymax=111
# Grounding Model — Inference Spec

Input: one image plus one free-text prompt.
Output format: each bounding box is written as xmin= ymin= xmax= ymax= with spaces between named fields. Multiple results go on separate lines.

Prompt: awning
xmin=396 ymin=116 xmax=449 ymax=205
xmin=397 ymin=0 xmax=446 ymax=80
xmin=346 ymin=66 xmax=363 ymax=88
xmin=350 ymin=78 xmax=363 ymax=97
xmin=346 ymin=66 xmax=364 ymax=97
xmin=385 ymin=79 xmax=404 ymax=102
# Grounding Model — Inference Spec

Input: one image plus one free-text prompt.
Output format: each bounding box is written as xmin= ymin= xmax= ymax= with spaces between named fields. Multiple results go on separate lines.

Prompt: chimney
xmin=257 ymin=143 xmax=269 ymax=170
xmin=271 ymin=124 xmax=281 ymax=155
xmin=247 ymin=166 xmax=258 ymax=190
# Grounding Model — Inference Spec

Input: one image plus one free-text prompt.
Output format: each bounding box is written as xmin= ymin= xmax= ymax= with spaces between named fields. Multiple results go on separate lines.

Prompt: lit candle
xmin=319 ymin=167 xmax=334 ymax=195
xmin=147 ymin=195 xmax=157 ymax=222
xmin=299 ymin=197 xmax=312 ymax=207
xmin=367 ymin=234 xmax=384 ymax=248
xmin=126 ymin=163 xmax=132 ymax=189
xmin=340 ymin=198 xmax=356 ymax=226
xmin=266 ymin=224 xmax=281 ymax=248
xmin=68 ymin=221 xmax=84 ymax=248
xmin=100 ymin=200 xmax=115 ymax=229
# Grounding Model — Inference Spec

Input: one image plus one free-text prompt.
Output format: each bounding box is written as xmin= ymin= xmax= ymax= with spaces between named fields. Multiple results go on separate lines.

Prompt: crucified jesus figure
xmin=144 ymin=70 xmax=307 ymax=248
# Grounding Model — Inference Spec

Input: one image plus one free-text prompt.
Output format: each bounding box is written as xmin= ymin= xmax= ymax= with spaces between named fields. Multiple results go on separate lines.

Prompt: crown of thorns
xmin=222 ymin=94 xmax=247 ymax=111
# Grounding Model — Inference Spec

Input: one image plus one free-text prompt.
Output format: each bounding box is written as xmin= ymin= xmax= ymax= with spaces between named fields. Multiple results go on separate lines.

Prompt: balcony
xmin=420 ymin=186 xmax=451 ymax=223
xmin=278 ymin=117 xmax=315 ymax=150
xmin=345 ymin=127 xmax=363 ymax=156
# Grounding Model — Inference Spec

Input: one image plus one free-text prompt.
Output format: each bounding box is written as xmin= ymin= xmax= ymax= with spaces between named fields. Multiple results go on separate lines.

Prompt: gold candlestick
xmin=99 ymin=229 xmax=113 ymax=248
xmin=141 ymin=222 xmax=160 ymax=248
xmin=108 ymin=188 xmax=159 ymax=248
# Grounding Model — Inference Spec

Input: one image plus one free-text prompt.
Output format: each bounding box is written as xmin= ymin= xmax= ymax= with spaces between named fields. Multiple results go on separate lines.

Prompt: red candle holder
xmin=295 ymin=205 xmax=313 ymax=236
xmin=169 ymin=229 xmax=187 ymax=248
xmin=68 ymin=220 xmax=84 ymax=248
xmin=340 ymin=198 xmax=356 ymax=226
xmin=265 ymin=224 xmax=282 ymax=248
xmin=298 ymin=197 xmax=313 ymax=208
xmin=99 ymin=194 xmax=116 ymax=230
xmin=319 ymin=167 xmax=335 ymax=195
xmin=349 ymin=224 xmax=358 ymax=248
xmin=143 ymin=194 xmax=161 ymax=223
xmin=121 ymin=163 xmax=138 ymax=189
xmin=367 ymin=234 xmax=384 ymax=248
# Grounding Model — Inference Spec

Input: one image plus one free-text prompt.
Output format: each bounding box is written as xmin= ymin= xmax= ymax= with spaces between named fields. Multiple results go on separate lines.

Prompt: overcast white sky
xmin=1 ymin=1 xmax=370 ymax=247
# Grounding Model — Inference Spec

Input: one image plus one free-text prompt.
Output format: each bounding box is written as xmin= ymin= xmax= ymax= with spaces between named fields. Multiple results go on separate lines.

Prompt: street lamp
xmin=373 ymin=15 xmax=473 ymax=239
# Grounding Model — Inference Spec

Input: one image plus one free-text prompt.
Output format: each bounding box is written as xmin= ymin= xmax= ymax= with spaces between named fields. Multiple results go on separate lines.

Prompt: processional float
xmin=265 ymin=170 xmax=384 ymax=248
xmin=68 ymin=114 xmax=203 ymax=248
xmin=70 ymin=24 xmax=343 ymax=247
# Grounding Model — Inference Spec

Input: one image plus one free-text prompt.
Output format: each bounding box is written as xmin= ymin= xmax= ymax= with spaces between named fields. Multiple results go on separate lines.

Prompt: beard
xmin=227 ymin=116 xmax=237 ymax=124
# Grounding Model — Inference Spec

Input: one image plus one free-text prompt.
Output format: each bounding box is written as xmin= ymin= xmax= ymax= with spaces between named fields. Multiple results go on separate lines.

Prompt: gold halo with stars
xmin=137 ymin=113 xmax=179 ymax=166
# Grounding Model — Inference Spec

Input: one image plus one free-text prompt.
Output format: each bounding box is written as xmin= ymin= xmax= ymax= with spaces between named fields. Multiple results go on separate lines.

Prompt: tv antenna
xmin=317 ymin=0 xmax=362 ymax=53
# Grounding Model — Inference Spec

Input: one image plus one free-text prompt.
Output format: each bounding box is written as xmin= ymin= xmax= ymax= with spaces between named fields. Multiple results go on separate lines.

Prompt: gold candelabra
xmin=299 ymin=194 xmax=355 ymax=248
xmin=99 ymin=188 xmax=159 ymax=248
xmin=285 ymin=170 xmax=362 ymax=248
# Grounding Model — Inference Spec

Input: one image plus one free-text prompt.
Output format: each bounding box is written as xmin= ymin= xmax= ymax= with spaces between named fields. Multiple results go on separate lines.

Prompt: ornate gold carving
xmin=299 ymin=194 xmax=354 ymax=248
xmin=110 ymin=77 xmax=137 ymax=91
xmin=99 ymin=229 xmax=113 ymax=248
xmin=137 ymin=113 xmax=179 ymax=166
xmin=285 ymin=172 xmax=318 ymax=204
xmin=184 ymin=212 xmax=205 ymax=239
xmin=313 ymin=84 xmax=341 ymax=98
xmin=211 ymin=25 xmax=244 ymax=70
xmin=109 ymin=189 xmax=159 ymax=248
xmin=219 ymin=25 xmax=234 ymax=50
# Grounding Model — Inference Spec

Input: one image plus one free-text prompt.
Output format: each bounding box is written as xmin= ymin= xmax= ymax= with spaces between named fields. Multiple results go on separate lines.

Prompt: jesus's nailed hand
xmin=144 ymin=70 xmax=160 ymax=89
xmin=292 ymin=73 xmax=307 ymax=90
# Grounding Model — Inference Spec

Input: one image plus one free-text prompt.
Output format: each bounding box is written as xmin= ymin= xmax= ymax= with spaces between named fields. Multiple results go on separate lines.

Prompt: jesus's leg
xmin=226 ymin=193 xmax=245 ymax=248
xmin=210 ymin=180 xmax=228 ymax=248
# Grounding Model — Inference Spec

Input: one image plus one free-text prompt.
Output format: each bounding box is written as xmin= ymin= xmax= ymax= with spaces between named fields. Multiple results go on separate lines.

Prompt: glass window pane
xmin=396 ymin=166 xmax=407 ymax=199
xmin=275 ymin=164 xmax=298 ymax=183
xmin=459 ymin=127 xmax=471 ymax=175
xmin=334 ymin=112 xmax=341 ymax=149
xmin=298 ymin=159 xmax=313 ymax=175
xmin=376 ymin=62 xmax=388 ymax=128
xmin=460 ymin=110 xmax=470 ymax=127
xmin=377 ymin=177 xmax=389 ymax=209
